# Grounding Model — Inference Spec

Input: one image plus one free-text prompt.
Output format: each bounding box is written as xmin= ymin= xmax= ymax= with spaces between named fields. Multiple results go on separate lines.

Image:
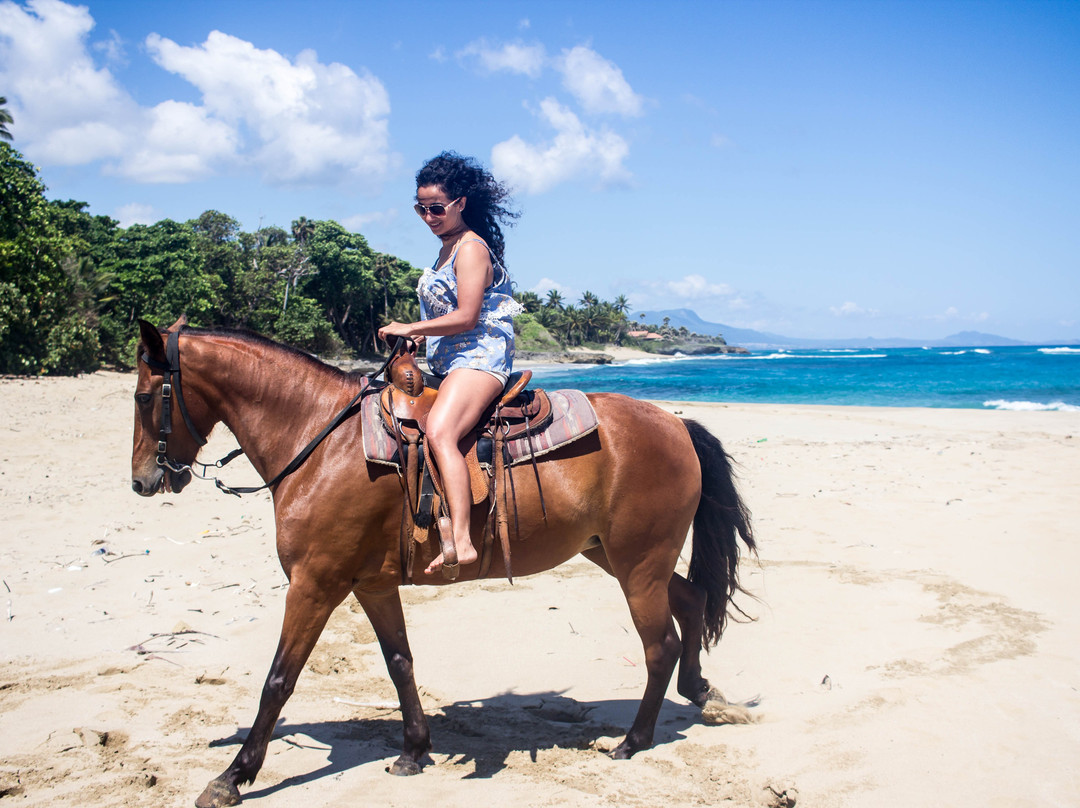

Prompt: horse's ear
xmin=138 ymin=319 xmax=166 ymax=364
xmin=166 ymin=314 xmax=188 ymax=332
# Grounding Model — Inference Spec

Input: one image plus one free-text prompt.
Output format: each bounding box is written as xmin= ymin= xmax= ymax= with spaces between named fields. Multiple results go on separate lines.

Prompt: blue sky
xmin=2 ymin=0 xmax=1078 ymax=342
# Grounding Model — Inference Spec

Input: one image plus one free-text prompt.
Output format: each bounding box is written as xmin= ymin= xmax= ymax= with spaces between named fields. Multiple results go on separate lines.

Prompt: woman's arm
xmin=379 ymin=240 xmax=494 ymax=341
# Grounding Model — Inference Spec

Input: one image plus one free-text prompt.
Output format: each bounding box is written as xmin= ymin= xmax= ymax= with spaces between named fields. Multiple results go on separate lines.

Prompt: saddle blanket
xmin=362 ymin=387 xmax=599 ymax=469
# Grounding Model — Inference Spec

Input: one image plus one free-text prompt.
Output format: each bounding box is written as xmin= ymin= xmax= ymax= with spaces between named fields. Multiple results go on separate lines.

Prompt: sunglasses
xmin=413 ymin=198 xmax=461 ymax=217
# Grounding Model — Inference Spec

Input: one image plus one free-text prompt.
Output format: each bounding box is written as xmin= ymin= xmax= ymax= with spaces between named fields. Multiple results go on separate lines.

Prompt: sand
xmin=2 ymin=371 xmax=1079 ymax=807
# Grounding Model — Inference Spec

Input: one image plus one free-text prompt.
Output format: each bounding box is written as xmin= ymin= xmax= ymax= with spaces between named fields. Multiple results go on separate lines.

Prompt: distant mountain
xmin=632 ymin=308 xmax=1028 ymax=349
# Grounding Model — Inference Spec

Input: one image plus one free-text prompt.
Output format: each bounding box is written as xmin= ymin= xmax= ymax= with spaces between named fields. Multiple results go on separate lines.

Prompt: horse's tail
xmin=683 ymin=418 xmax=756 ymax=648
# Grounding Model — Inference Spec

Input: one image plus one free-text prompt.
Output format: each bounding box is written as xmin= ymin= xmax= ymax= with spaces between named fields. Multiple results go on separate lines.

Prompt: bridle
xmin=140 ymin=329 xmax=208 ymax=475
xmin=138 ymin=330 xmax=407 ymax=496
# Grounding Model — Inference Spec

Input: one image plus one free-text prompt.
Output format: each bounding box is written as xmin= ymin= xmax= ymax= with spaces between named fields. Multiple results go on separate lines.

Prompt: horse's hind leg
xmin=584 ymin=543 xmax=682 ymax=758
xmin=668 ymin=572 xmax=717 ymax=707
xmin=584 ymin=549 xmax=713 ymax=708
xmin=196 ymin=577 xmax=351 ymax=808
xmin=353 ymin=588 xmax=432 ymax=775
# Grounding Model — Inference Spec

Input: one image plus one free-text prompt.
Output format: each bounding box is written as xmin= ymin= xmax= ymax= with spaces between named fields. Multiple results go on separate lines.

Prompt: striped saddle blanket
xmin=362 ymin=385 xmax=599 ymax=469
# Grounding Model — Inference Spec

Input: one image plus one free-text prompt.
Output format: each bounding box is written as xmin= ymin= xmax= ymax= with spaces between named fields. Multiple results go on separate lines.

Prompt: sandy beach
xmin=2 ymin=370 xmax=1079 ymax=807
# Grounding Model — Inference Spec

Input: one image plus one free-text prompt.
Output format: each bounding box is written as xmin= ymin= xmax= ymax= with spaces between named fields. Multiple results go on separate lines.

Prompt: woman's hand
xmin=378 ymin=321 xmax=425 ymax=345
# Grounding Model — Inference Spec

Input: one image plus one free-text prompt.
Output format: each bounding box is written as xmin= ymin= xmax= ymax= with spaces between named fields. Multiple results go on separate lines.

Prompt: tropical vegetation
xmin=1 ymin=142 xmax=424 ymax=374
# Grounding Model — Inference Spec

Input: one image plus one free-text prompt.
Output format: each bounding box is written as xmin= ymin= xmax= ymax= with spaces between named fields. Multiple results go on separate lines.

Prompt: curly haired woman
xmin=379 ymin=152 xmax=523 ymax=576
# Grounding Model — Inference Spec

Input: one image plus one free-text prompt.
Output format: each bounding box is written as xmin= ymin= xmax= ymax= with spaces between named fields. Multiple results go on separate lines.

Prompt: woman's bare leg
xmin=423 ymin=368 xmax=504 ymax=575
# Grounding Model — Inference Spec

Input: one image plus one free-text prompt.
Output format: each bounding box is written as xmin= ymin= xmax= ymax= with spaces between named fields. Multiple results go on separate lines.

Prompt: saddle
xmin=378 ymin=350 xmax=553 ymax=584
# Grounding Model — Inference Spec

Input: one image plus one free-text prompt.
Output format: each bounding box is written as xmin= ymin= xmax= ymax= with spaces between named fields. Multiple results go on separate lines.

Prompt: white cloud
xmin=0 ymin=0 xmax=136 ymax=162
xmin=830 ymin=300 xmax=879 ymax=317
xmin=92 ymin=27 xmax=124 ymax=64
xmin=530 ymin=277 xmax=576 ymax=298
xmin=555 ymin=45 xmax=644 ymax=117
xmin=146 ymin=31 xmax=394 ymax=185
xmin=666 ymin=274 xmax=734 ymax=299
xmin=925 ymin=306 xmax=989 ymax=323
xmin=341 ymin=208 xmax=398 ymax=232
xmin=457 ymin=38 xmax=545 ymax=78
xmin=491 ymin=98 xmax=630 ymax=194
xmin=0 ymin=1 xmax=395 ymax=186
xmin=114 ymin=202 xmax=160 ymax=227
xmin=111 ymin=100 xmax=239 ymax=183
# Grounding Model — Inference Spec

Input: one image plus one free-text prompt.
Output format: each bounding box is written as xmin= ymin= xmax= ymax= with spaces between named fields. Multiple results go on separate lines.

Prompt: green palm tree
xmin=580 ymin=290 xmax=599 ymax=309
xmin=545 ymin=289 xmax=564 ymax=310
xmin=515 ymin=290 xmax=542 ymax=313
xmin=291 ymin=216 xmax=315 ymax=246
xmin=0 ymin=97 xmax=14 ymax=141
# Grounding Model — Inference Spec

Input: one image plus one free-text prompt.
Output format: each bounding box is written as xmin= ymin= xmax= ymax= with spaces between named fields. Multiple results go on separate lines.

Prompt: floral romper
xmin=418 ymin=238 xmax=524 ymax=378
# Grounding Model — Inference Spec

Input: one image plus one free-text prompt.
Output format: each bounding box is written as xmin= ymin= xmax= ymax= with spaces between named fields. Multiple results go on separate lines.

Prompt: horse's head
xmin=131 ymin=316 xmax=209 ymax=496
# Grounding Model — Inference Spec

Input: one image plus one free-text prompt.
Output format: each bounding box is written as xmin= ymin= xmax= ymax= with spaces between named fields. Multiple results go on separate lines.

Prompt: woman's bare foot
xmin=424 ymin=538 xmax=479 ymax=576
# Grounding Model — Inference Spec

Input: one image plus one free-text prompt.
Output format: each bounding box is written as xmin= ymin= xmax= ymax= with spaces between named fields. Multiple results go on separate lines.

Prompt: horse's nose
xmin=132 ymin=479 xmax=144 ymax=494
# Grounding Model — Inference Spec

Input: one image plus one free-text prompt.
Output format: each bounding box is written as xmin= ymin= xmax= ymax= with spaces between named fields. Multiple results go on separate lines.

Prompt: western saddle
xmin=379 ymin=349 xmax=552 ymax=583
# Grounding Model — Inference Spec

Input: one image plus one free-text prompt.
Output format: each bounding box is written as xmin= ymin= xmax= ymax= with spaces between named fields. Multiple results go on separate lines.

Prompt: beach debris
xmin=127 ymin=627 xmax=221 ymax=661
xmin=74 ymin=727 xmax=111 ymax=748
xmin=333 ymin=696 xmax=399 ymax=710
xmin=756 ymin=438 xmax=768 ymax=443
xmin=103 ymin=550 xmax=150 ymax=564
xmin=195 ymin=669 xmax=228 ymax=686
xmin=820 ymin=674 xmax=832 ymax=690
xmin=160 ymin=535 xmax=197 ymax=545
xmin=4 ymin=579 xmax=11 ymax=622
xmin=765 ymin=784 xmax=799 ymax=807
xmin=591 ymin=735 xmax=622 ymax=753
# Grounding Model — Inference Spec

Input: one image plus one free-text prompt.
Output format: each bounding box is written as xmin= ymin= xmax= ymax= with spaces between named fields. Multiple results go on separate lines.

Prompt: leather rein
xmin=140 ymin=331 xmax=403 ymax=497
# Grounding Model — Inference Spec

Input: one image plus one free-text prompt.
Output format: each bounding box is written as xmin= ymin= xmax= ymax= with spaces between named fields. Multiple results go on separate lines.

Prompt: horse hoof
xmin=195 ymin=779 xmax=241 ymax=808
xmin=611 ymin=741 xmax=636 ymax=760
xmin=388 ymin=756 xmax=422 ymax=776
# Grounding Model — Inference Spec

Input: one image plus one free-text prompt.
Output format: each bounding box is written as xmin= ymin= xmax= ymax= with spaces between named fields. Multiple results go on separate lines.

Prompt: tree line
xmin=1 ymin=140 xmax=660 ymax=376
xmin=1 ymin=142 xmax=425 ymax=374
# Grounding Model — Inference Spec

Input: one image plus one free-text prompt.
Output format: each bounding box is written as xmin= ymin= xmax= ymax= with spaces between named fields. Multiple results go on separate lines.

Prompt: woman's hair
xmin=416 ymin=151 xmax=519 ymax=266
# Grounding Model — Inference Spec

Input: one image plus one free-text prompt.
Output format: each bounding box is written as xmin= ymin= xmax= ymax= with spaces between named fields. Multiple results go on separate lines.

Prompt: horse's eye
xmin=135 ymin=393 xmax=153 ymax=406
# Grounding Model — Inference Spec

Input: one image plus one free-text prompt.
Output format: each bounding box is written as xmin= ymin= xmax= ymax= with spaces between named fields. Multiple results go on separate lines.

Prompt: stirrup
xmin=437 ymin=516 xmax=459 ymax=581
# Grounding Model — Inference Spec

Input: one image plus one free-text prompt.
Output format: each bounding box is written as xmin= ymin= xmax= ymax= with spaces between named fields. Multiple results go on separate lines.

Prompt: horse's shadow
xmin=217 ymin=691 xmax=705 ymax=801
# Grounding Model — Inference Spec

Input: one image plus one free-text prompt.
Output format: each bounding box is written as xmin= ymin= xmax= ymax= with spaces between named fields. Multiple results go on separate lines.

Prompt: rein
xmin=141 ymin=331 xmax=406 ymax=497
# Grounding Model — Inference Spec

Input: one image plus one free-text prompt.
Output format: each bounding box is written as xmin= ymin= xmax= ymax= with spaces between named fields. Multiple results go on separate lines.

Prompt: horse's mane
xmin=179 ymin=326 xmax=356 ymax=379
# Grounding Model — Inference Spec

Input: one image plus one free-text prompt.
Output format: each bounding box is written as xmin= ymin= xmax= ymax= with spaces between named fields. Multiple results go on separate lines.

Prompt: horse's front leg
xmin=196 ymin=575 xmax=352 ymax=808
xmin=354 ymin=588 xmax=432 ymax=775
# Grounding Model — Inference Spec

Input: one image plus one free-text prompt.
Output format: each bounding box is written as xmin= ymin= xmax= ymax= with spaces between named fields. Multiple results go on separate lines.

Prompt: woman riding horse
xmin=378 ymin=151 xmax=523 ymax=577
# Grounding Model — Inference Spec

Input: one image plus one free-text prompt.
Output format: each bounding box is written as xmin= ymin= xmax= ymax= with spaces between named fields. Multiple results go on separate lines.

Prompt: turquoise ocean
xmin=527 ymin=345 xmax=1080 ymax=410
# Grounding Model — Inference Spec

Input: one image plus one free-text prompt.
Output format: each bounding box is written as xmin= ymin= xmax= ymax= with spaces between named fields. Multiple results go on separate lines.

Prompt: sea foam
xmin=1038 ymin=347 xmax=1080 ymax=355
xmin=983 ymin=399 xmax=1080 ymax=412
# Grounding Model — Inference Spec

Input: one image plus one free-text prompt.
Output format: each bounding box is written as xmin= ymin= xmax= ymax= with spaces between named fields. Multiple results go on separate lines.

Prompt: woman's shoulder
xmin=452 ymin=234 xmax=494 ymax=265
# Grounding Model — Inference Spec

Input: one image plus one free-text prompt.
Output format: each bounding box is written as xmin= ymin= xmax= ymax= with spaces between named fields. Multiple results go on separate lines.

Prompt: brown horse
xmin=130 ymin=318 xmax=755 ymax=808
